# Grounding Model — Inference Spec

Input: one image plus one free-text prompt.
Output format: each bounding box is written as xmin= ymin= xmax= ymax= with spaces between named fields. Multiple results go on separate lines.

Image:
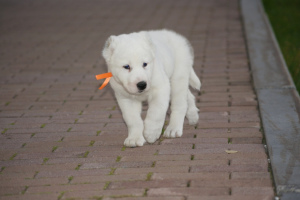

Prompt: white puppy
xmin=102 ymin=30 xmax=201 ymax=147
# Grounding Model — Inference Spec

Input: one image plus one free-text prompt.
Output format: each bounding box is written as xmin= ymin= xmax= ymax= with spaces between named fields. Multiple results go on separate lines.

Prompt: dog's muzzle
xmin=137 ymin=81 xmax=147 ymax=92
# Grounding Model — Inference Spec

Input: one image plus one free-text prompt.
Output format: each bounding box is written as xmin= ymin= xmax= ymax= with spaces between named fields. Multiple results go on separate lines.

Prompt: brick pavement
xmin=0 ymin=0 xmax=274 ymax=199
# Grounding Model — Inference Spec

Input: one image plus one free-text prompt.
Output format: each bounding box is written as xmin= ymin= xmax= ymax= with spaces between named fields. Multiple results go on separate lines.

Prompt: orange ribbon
xmin=95 ymin=72 xmax=112 ymax=90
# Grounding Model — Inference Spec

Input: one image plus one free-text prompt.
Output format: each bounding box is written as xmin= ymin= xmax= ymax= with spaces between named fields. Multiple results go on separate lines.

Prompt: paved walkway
xmin=0 ymin=0 xmax=274 ymax=199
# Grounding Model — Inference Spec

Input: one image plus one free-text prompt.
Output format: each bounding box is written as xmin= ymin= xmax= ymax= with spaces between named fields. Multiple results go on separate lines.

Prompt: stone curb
xmin=241 ymin=0 xmax=300 ymax=199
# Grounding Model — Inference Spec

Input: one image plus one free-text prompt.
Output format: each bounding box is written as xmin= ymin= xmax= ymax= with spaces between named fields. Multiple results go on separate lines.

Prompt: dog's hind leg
xmin=186 ymin=89 xmax=199 ymax=125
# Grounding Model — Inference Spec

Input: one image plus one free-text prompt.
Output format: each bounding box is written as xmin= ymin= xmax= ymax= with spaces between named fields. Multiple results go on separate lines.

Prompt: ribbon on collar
xmin=95 ymin=72 xmax=112 ymax=90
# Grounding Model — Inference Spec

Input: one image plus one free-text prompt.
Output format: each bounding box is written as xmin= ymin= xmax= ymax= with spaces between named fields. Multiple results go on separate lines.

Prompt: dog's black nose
xmin=137 ymin=81 xmax=147 ymax=91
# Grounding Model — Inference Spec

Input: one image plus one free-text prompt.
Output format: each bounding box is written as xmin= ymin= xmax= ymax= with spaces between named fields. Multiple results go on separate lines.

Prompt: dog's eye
xmin=143 ymin=63 xmax=147 ymax=67
xmin=123 ymin=65 xmax=130 ymax=70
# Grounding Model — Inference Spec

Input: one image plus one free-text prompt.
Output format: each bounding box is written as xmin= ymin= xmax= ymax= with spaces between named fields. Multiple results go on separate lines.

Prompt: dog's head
xmin=102 ymin=32 xmax=154 ymax=95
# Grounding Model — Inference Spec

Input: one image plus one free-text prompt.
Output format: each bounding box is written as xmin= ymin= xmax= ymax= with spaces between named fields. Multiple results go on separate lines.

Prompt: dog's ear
xmin=102 ymin=36 xmax=116 ymax=62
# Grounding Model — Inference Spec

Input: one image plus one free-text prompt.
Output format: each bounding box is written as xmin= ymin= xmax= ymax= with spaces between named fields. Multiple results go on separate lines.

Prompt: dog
xmin=102 ymin=29 xmax=201 ymax=147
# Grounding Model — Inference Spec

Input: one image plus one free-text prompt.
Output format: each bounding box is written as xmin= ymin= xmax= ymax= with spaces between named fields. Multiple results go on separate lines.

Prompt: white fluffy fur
xmin=102 ymin=30 xmax=201 ymax=147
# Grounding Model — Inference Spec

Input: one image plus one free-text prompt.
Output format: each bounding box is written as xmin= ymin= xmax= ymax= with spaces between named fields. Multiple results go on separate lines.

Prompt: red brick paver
xmin=0 ymin=0 xmax=274 ymax=199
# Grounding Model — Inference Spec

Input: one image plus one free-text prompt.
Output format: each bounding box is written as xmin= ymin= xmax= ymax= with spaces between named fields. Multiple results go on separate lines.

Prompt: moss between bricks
xmin=82 ymin=151 xmax=89 ymax=158
xmin=52 ymin=146 xmax=58 ymax=152
xmin=191 ymin=155 xmax=194 ymax=160
xmin=57 ymin=191 xmax=65 ymax=200
xmin=21 ymin=186 xmax=28 ymax=194
xmin=75 ymin=164 xmax=81 ymax=170
xmin=109 ymin=168 xmax=116 ymax=175
xmin=116 ymin=156 xmax=121 ymax=162
xmin=1 ymin=128 xmax=8 ymax=134
xmin=43 ymin=158 xmax=49 ymax=165
xmin=0 ymin=166 xmax=6 ymax=173
xmin=151 ymin=161 xmax=156 ymax=167
xmin=89 ymin=140 xmax=95 ymax=146
xmin=143 ymin=188 xmax=149 ymax=197
xmin=33 ymin=171 xmax=39 ymax=179
xmin=103 ymin=181 xmax=110 ymax=190
xmin=146 ymin=172 xmax=153 ymax=181
xmin=68 ymin=176 xmax=73 ymax=183
xmin=96 ymin=130 xmax=101 ymax=136
xmin=58 ymin=137 xmax=64 ymax=142
xmin=228 ymin=138 xmax=232 ymax=144
xmin=9 ymin=153 xmax=17 ymax=160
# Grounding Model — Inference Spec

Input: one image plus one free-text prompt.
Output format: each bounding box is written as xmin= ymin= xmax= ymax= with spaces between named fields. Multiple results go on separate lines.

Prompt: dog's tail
xmin=189 ymin=69 xmax=201 ymax=90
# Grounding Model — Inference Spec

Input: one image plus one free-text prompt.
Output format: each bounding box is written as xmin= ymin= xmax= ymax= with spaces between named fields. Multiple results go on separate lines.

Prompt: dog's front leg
xmin=116 ymin=95 xmax=145 ymax=147
xmin=144 ymin=85 xmax=170 ymax=143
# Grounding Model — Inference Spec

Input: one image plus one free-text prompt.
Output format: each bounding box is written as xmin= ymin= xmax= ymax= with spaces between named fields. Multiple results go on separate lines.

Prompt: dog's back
xmin=147 ymin=30 xmax=200 ymax=90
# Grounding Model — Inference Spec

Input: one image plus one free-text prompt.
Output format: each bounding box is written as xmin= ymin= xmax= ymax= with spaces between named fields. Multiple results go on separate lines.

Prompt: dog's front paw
xmin=164 ymin=125 xmax=183 ymax=138
xmin=124 ymin=136 xmax=146 ymax=147
xmin=144 ymin=128 xmax=161 ymax=144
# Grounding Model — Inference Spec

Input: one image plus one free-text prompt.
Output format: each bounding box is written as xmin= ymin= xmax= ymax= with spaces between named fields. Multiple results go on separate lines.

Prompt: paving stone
xmin=115 ymin=166 xmax=189 ymax=175
xmin=0 ymin=186 xmax=25 ymax=196
xmin=26 ymin=183 xmax=107 ymax=194
xmin=152 ymin=172 xmax=229 ymax=181
xmin=0 ymin=177 xmax=69 ymax=187
xmin=71 ymin=174 xmax=148 ymax=184
xmin=148 ymin=187 xmax=229 ymax=196
xmin=104 ymin=197 xmax=185 ymax=200
xmin=187 ymin=196 xmax=274 ymax=200
xmin=121 ymin=155 xmax=191 ymax=162
xmin=231 ymin=187 xmax=274 ymax=196
xmin=190 ymin=179 xmax=272 ymax=187
xmin=63 ymin=188 xmax=145 ymax=199
xmin=190 ymin=164 xmax=267 ymax=173
xmin=80 ymin=161 xmax=153 ymax=169
xmin=109 ymin=180 xmax=187 ymax=189
xmin=2 ymin=193 xmax=61 ymax=200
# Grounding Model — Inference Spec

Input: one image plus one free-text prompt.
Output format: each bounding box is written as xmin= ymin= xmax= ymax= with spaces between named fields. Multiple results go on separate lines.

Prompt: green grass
xmin=263 ymin=0 xmax=300 ymax=94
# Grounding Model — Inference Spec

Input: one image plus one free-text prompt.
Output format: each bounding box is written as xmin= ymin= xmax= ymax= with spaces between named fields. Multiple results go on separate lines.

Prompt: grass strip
xmin=262 ymin=0 xmax=300 ymax=93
